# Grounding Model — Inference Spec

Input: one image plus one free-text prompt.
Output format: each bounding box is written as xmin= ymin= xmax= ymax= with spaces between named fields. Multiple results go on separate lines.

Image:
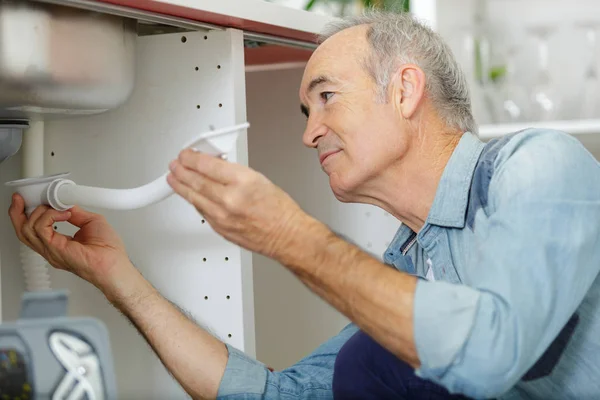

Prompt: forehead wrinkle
xmin=300 ymin=25 xmax=371 ymax=107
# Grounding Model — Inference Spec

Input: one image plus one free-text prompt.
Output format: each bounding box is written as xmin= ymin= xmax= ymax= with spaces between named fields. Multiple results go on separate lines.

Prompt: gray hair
xmin=318 ymin=11 xmax=477 ymax=135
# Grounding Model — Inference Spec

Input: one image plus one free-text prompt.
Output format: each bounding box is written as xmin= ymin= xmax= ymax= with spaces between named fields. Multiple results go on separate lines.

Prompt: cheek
xmin=327 ymin=103 xmax=404 ymax=182
xmin=345 ymin=134 xmax=398 ymax=171
xmin=326 ymin=133 xmax=403 ymax=200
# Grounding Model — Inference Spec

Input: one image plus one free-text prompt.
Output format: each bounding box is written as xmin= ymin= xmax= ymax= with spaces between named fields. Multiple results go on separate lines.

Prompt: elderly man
xmin=9 ymin=11 xmax=600 ymax=400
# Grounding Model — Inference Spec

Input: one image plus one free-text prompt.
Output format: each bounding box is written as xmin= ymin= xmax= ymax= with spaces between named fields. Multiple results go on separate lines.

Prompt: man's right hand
xmin=9 ymin=193 xmax=231 ymax=399
xmin=8 ymin=193 xmax=134 ymax=297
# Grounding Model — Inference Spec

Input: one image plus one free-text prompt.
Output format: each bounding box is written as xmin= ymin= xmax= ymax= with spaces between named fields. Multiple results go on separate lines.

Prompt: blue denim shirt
xmin=217 ymin=128 xmax=600 ymax=399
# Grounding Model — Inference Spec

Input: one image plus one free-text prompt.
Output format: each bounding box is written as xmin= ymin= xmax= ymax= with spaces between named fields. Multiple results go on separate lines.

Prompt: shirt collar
xmin=425 ymin=131 xmax=485 ymax=229
xmin=383 ymin=132 xmax=484 ymax=263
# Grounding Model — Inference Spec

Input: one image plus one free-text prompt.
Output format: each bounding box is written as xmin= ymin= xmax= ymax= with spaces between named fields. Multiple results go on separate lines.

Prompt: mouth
xmin=319 ymin=150 xmax=341 ymax=165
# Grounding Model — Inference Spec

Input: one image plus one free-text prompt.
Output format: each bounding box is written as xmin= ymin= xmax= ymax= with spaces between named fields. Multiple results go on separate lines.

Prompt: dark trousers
xmin=333 ymin=330 xmax=472 ymax=399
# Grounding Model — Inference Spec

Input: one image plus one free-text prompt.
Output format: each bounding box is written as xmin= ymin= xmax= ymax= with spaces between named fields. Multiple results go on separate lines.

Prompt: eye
xmin=320 ymin=92 xmax=334 ymax=102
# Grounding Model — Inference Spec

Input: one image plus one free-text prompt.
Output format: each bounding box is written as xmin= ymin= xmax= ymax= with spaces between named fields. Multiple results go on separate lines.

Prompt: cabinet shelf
xmin=478 ymin=119 xmax=600 ymax=140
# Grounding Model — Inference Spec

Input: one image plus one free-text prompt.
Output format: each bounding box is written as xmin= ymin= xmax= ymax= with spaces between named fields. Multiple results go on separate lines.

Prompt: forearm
xmin=276 ymin=217 xmax=419 ymax=368
xmin=103 ymin=264 xmax=228 ymax=400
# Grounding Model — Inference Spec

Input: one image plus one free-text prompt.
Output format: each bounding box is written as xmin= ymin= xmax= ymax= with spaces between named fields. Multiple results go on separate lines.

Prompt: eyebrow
xmin=308 ymin=75 xmax=332 ymax=92
xmin=300 ymin=75 xmax=334 ymax=118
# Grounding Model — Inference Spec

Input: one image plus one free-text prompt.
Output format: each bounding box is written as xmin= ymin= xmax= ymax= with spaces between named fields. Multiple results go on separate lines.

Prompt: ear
xmin=390 ymin=64 xmax=426 ymax=119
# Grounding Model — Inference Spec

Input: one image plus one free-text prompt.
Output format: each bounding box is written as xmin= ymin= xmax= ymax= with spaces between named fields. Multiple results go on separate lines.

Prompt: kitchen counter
xmin=41 ymin=0 xmax=335 ymax=45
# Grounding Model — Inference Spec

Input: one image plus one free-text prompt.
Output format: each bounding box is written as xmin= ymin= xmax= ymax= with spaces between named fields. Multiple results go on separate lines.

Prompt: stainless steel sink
xmin=0 ymin=0 xmax=136 ymax=119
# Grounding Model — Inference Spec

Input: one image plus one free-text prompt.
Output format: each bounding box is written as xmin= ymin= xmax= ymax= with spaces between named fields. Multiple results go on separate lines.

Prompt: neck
xmin=361 ymin=125 xmax=462 ymax=233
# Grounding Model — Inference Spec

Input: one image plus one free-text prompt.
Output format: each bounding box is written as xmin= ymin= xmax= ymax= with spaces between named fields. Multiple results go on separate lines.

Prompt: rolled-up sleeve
xmin=413 ymin=131 xmax=600 ymax=398
xmin=218 ymin=323 xmax=358 ymax=399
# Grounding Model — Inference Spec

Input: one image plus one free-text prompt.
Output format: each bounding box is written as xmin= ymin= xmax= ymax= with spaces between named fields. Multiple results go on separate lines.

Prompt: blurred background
xmin=266 ymin=0 xmax=600 ymax=127
xmin=267 ymin=0 xmax=409 ymax=17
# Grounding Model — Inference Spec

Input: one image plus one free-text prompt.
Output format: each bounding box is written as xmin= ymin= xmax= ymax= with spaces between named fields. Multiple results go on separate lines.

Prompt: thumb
xmin=67 ymin=206 xmax=103 ymax=228
xmin=9 ymin=193 xmax=25 ymax=212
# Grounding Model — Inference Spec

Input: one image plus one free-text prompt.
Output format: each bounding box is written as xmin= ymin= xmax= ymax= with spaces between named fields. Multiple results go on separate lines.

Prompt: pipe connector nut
xmin=47 ymin=179 xmax=75 ymax=211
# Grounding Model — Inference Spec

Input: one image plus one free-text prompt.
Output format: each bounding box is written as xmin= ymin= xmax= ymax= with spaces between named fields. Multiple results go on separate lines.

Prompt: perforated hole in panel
xmin=30 ymin=29 xmax=251 ymax=397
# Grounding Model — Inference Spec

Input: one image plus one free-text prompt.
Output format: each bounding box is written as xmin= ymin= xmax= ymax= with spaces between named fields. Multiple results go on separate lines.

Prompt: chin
xmin=332 ymin=190 xmax=352 ymax=203
xmin=329 ymin=172 xmax=360 ymax=203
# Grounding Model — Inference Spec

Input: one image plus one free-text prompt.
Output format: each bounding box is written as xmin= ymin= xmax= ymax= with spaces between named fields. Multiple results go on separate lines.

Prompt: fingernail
xmin=169 ymin=160 xmax=176 ymax=171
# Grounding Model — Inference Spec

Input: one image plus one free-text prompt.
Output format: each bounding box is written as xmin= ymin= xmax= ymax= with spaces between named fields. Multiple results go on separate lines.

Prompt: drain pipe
xmin=20 ymin=121 xmax=52 ymax=292
xmin=50 ymin=123 xmax=249 ymax=210
xmin=6 ymin=122 xmax=249 ymax=213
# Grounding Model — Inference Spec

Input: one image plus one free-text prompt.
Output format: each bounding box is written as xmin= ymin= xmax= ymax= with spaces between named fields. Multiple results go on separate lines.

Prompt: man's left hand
xmin=167 ymin=149 xmax=306 ymax=258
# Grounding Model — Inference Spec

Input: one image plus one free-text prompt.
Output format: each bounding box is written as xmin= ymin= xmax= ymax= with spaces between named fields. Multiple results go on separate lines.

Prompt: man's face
xmin=299 ymin=26 xmax=409 ymax=202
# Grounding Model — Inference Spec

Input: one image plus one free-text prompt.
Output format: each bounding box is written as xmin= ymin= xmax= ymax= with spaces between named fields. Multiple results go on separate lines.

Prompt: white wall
xmin=439 ymin=0 xmax=600 ymax=125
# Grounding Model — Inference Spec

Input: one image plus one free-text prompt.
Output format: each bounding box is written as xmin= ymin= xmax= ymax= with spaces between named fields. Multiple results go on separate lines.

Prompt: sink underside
xmin=0 ymin=0 xmax=136 ymax=119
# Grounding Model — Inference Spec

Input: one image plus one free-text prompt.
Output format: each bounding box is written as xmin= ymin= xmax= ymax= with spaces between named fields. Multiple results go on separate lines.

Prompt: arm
xmin=103 ymin=264 xmax=228 ymax=399
xmin=167 ymin=152 xmax=420 ymax=370
xmin=167 ymin=130 xmax=598 ymax=398
xmin=219 ymin=323 xmax=358 ymax=399
xmin=274 ymin=221 xmax=420 ymax=369
xmin=7 ymin=198 xmax=229 ymax=399
xmin=8 ymin=195 xmax=357 ymax=400
xmin=108 ymin=265 xmax=358 ymax=400
xmin=277 ymin=131 xmax=600 ymax=397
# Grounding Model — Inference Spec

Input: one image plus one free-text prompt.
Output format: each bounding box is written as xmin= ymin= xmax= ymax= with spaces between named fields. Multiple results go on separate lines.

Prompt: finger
xmin=169 ymin=161 xmax=228 ymax=204
xmin=8 ymin=194 xmax=29 ymax=244
xmin=32 ymin=208 xmax=79 ymax=265
xmin=28 ymin=204 xmax=51 ymax=226
xmin=167 ymin=172 xmax=221 ymax=216
xmin=34 ymin=208 xmax=72 ymax=247
xmin=66 ymin=205 xmax=103 ymax=228
xmin=177 ymin=149 xmax=244 ymax=184
xmin=8 ymin=193 xmax=27 ymax=233
xmin=22 ymin=205 xmax=51 ymax=251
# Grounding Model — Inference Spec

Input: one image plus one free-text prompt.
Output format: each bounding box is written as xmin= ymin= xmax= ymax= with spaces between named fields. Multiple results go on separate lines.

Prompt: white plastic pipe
xmin=22 ymin=121 xmax=45 ymax=214
xmin=56 ymin=172 xmax=172 ymax=211
xmin=6 ymin=122 xmax=250 ymax=213
xmin=51 ymin=122 xmax=249 ymax=211
xmin=20 ymin=244 xmax=52 ymax=292
xmin=20 ymin=121 xmax=52 ymax=292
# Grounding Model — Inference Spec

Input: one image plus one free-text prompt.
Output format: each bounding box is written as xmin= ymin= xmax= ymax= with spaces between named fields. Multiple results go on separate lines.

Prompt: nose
xmin=302 ymin=114 xmax=327 ymax=148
